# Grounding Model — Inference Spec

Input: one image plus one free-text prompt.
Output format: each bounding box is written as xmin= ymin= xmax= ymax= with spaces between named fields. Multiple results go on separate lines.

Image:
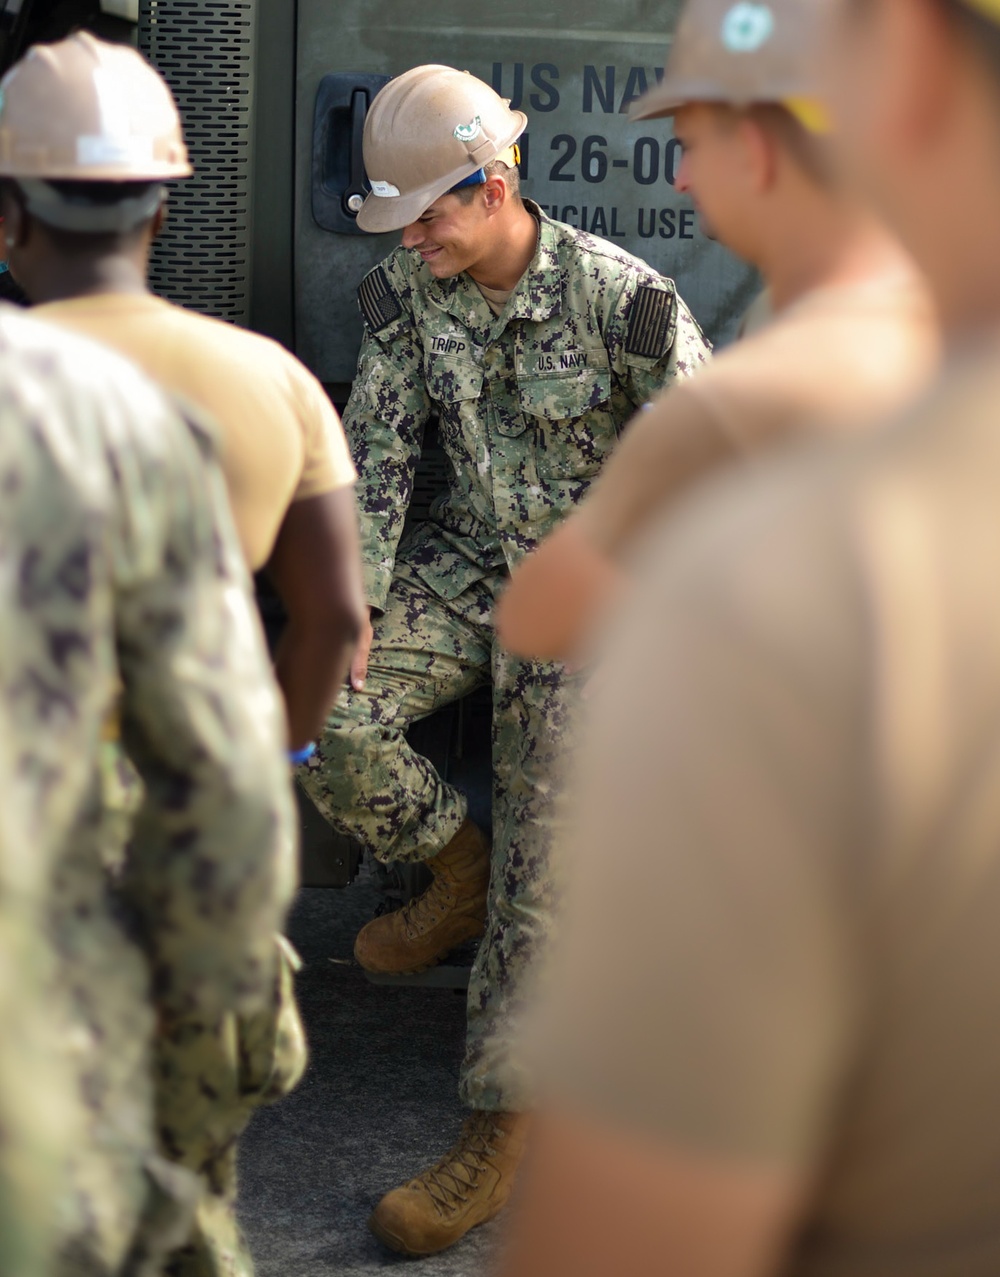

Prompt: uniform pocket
xmin=517 ymin=367 xmax=612 ymax=421
xmin=517 ymin=357 xmax=616 ymax=480
xmin=236 ymin=934 xmax=308 ymax=1106
xmin=425 ymin=356 xmax=484 ymax=406
xmin=425 ymin=356 xmax=486 ymax=456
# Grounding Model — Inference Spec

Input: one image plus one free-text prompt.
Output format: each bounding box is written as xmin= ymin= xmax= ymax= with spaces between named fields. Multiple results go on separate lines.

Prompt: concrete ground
xmin=238 ymin=701 xmax=502 ymax=1276
xmin=237 ymin=879 xmax=504 ymax=1276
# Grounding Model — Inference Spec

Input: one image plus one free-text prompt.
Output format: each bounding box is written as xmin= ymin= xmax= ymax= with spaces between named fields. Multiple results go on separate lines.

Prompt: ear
xmin=151 ymin=202 xmax=166 ymax=239
xmin=736 ymin=115 xmax=778 ymax=195
xmin=878 ymin=0 xmax=964 ymax=153
xmin=482 ymin=173 xmax=508 ymax=218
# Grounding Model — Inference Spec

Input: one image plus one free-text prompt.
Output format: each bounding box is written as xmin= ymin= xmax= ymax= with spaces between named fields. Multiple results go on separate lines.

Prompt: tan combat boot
xmin=369 ymin=1110 xmax=529 ymax=1256
xmin=354 ymin=818 xmax=490 ymax=975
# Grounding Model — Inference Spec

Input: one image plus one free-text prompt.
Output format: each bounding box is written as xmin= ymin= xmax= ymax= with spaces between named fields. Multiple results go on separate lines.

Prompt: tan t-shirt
xmin=578 ymin=271 xmax=938 ymax=558
xmin=476 ymin=281 xmax=515 ymax=316
xmin=35 ymin=293 xmax=356 ymax=569
xmin=535 ymin=344 xmax=1000 ymax=1276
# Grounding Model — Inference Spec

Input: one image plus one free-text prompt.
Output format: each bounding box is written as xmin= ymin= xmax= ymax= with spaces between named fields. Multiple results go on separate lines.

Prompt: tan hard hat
xmin=357 ymin=64 xmax=527 ymax=233
xmin=0 ymin=31 xmax=191 ymax=180
xmin=631 ymin=0 xmax=832 ymax=124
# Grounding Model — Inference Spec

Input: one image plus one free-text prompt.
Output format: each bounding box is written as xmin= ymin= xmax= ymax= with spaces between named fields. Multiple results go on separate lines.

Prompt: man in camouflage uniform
xmin=0 ymin=303 xmax=296 ymax=1276
xmin=298 ymin=63 xmax=711 ymax=1255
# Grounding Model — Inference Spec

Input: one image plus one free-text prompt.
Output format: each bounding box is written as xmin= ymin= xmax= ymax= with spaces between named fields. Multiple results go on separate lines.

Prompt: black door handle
xmin=343 ymin=89 xmax=369 ymax=216
xmin=312 ymin=72 xmax=390 ymax=234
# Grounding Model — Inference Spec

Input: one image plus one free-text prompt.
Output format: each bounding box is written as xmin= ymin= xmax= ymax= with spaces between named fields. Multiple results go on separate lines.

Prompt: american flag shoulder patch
xmin=624 ymin=284 xmax=677 ymax=359
xmin=358 ymin=266 xmax=403 ymax=333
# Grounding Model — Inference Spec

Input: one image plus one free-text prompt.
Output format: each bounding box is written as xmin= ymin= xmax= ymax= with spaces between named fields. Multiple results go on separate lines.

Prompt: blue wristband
xmin=288 ymin=741 xmax=317 ymax=765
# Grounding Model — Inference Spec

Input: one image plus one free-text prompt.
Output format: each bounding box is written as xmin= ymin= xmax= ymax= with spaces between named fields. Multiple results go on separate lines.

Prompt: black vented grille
xmin=137 ymin=0 xmax=256 ymax=323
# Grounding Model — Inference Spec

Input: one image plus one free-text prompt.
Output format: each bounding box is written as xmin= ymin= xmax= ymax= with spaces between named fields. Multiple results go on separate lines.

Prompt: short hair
xmin=848 ymin=0 xmax=1000 ymax=92
xmin=453 ymin=158 xmax=521 ymax=206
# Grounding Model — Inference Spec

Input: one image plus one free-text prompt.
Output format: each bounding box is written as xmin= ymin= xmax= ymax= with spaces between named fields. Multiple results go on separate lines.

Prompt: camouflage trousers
xmin=49 ymin=861 xmax=200 ymax=1277
xmin=299 ymin=554 xmax=578 ymax=1112
xmin=157 ymin=936 xmax=307 ymax=1277
xmin=100 ymin=746 xmax=308 ymax=1277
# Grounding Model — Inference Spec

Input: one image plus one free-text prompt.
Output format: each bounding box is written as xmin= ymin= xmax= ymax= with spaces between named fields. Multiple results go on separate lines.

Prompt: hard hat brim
xmin=630 ymin=77 xmax=714 ymax=120
xmin=630 ymin=76 xmax=809 ymax=120
xmin=356 ymin=185 xmax=440 ymax=234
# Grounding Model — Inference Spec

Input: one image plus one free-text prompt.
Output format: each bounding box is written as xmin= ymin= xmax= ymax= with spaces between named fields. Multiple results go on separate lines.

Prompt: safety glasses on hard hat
xmin=447 ymin=143 xmax=521 ymax=193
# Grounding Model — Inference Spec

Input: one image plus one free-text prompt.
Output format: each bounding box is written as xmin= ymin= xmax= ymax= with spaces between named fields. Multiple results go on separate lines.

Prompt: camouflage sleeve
xmin=116 ymin=405 xmax=297 ymax=1021
xmin=602 ymin=271 xmax=713 ymax=408
xmin=0 ymin=904 xmax=71 ymax=1277
xmin=344 ymin=268 xmax=431 ymax=611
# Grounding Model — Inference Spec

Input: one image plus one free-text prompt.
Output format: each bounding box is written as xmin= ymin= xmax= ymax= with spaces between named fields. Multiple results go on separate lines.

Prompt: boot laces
xmin=417 ymin=1112 xmax=504 ymax=1216
xmin=399 ymin=876 xmax=456 ymax=938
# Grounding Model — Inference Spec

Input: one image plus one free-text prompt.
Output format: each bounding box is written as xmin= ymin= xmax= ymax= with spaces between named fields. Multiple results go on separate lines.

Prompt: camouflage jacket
xmin=0 ymin=310 xmax=296 ymax=1272
xmin=345 ymin=200 xmax=712 ymax=608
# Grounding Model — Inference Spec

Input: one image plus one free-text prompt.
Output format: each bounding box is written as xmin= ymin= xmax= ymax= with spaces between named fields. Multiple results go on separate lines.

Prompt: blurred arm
xmin=577 ymin=380 xmax=737 ymax=560
xmin=496 ymin=519 xmax=624 ymax=662
xmin=502 ymin=1112 xmax=804 ymax=1277
xmin=498 ymin=380 xmax=733 ymax=660
xmin=267 ymin=486 xmax=366 ymax=746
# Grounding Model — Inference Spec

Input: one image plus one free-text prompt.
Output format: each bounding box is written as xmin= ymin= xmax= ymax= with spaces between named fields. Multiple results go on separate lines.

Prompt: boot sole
xmin=355 ymin=921 xmax=486 ymax=978
xmin=368 ymin=1205 xmax=496 ymax=1257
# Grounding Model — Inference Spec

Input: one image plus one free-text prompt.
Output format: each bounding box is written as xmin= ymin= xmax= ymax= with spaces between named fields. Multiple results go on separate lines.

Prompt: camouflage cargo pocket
xmin=236 ymin=933 xmax=308 ymax=1106
xmin=516 ymin=353 xmax=616 ymax=479
xmin=425 ymin=354 xmax=485 ymax=452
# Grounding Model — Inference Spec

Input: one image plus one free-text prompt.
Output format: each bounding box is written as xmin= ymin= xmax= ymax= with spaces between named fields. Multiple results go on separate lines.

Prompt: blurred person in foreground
xmin=0 ymin=307 xmax=295 ymax=1273
xmin=496 ymin=0 xmax=938 ymax=664
xmin=0 ymin=34 xmax=365 ymax=1276
xmin=0 ymin=33 xmax=365 ymax=753
xmin=501 ymin=0 xmax=1000 ymax=1272
xmin=0 ymin=679 xmax=79 ymax=1275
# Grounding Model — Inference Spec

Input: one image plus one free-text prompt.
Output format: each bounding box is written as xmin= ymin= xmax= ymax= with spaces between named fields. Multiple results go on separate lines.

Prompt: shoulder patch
xmin=625 ymin=285 xmax=677 ymax=359
xmin=358 ymin=266 xmax=403 ymax=333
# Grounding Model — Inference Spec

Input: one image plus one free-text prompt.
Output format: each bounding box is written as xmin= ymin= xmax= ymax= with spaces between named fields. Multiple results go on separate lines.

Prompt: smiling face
xmin=400 ymin=185 xmax=498 ymax=279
